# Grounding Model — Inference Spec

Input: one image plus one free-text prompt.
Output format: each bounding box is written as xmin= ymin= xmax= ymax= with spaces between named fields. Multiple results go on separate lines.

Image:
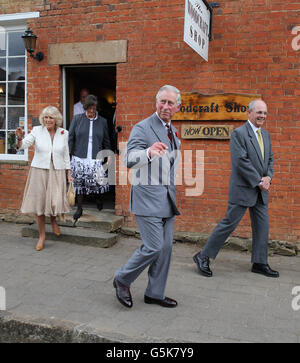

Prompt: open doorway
xmin=63 ymin=65 xmax=116 ymax=210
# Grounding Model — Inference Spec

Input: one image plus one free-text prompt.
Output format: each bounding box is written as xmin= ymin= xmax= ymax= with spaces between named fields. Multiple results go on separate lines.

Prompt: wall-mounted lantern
xmin=22 ymin=29 xmax=44 ymax=61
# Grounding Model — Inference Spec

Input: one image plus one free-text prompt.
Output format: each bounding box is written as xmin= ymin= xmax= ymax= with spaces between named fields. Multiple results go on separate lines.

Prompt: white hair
xmin=39 ymin=106 xmax=63 ymax=127
xmin=156 ymin=85 xmax=181 ymax=106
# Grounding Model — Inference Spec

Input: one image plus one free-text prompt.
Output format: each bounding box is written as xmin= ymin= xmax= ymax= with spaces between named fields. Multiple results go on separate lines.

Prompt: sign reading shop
xmin=184 ymin=0 xmax=211 ymax=62
xmin=173 ymin=93 xmax=261 ymax=140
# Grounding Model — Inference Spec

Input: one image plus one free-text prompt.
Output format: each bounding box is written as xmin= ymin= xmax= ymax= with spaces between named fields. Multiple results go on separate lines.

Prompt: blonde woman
xmin=16 ymin=106 xmax=73 ymax=251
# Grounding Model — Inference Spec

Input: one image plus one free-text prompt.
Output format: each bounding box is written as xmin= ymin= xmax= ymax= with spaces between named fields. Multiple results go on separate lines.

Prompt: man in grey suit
xmin=193 ymin=99 xmax=279 ymax=278
xmin=113 ymin=85 xmax=181 ymax=308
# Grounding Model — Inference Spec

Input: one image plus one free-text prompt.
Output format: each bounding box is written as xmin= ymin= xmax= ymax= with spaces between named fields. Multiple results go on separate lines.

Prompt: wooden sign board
xmin=173 ymin=93 xmax=261 ymax=121
xmin=182 ymin=124 xmax=234 ymax=139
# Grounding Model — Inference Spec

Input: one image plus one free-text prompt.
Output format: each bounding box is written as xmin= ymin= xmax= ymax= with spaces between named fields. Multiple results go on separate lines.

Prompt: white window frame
xmin=0 ymin=12 xmax=39 ymax=161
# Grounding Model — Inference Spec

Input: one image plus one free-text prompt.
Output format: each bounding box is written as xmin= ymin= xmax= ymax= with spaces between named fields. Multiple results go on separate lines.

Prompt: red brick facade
xmin=0 ymin=0 xmax=299 ymax=243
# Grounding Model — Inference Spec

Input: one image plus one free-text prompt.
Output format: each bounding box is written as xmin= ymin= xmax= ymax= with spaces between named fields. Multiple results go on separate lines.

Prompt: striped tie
xmin=166 ymin=124 xmax=173 ymax=143
xmin=256 ymin=129 xmax=264 ymax=159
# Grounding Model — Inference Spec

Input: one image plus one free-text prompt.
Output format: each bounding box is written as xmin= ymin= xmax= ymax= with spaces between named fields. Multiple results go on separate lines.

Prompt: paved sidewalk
xmin=0 ymin=221 xmax=299 ymax=343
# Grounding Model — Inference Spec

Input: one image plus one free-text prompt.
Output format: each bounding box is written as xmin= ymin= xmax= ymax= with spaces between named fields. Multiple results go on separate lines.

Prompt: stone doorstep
xmin=21 ymin=225 xmax=118 ymax=249
xmin=54 ymin=208 xmax=124 ymax=233
xmin=0 ymin=209 xmax=124 ymax=233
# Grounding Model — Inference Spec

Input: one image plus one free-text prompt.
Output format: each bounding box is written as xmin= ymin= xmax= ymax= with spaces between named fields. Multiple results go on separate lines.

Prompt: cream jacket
xmin=21 ymin=126 xmax=71 ymax=170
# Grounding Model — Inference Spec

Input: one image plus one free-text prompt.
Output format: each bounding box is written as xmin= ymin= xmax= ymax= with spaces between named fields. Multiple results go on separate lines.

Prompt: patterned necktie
xmin=256 ymin=129 xmax=264 ymax=159
xmin=165 ymin=124 xmax=173 ymax=143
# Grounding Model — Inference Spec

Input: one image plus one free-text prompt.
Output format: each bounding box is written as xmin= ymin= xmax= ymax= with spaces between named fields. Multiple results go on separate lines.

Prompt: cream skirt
xmin=21 ymin=161 xmax=70 ymax=217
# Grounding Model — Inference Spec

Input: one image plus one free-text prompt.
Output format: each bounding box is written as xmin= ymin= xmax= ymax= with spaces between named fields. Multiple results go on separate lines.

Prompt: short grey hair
xmin=156 ymin=85 xmax=181 ymax=107
xmin=248 ymin=99 xmax=265 ymax=112
xmin=39 ymin=106 xmax=63 ymax=127
xmin=83 ymin=94 xmax=98 ymax=110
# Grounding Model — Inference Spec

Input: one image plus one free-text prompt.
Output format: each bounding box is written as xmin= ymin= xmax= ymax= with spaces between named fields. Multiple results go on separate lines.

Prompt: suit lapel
xmin=261 ymin=128 xmax=269 ymax=166
xmin=150 ymin=114 xmax=172 ymax=152
xmin=170 ymin=125 xmax=180 ymax=150
xmin=246 ymin=122 xmax=264 ymax=168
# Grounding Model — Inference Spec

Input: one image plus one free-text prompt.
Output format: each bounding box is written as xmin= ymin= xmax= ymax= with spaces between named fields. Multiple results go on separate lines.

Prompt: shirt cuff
xmin=146 ymin=147 xmax=153 ymax=161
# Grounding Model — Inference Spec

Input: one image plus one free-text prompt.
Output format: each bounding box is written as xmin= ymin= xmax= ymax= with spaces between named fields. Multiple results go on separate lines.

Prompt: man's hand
xmin=148 ymin=142 xmax=168 ymax=158
xmin=259 ymin=176 xmax=271 ymax=191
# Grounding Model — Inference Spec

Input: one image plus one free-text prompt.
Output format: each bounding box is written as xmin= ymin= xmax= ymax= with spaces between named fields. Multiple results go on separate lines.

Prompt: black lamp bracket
xmin=206 ymin=1 xmax=221 ymax=41
xmin=209 ymin=2 xmax=221 ymax=8
xmin=30 ymin=52 xmax=44 ymax=62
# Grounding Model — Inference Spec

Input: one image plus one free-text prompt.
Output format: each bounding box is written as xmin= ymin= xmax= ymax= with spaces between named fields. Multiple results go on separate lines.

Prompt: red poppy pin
xmin=175 ymin=131 xmax=178 ymax=137
xmin=61 ymin=130 xmax=64 ymax=134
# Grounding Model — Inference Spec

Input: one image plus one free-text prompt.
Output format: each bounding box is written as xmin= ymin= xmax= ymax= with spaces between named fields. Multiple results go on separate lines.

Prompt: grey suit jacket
xmin=68 ymin=113 xmax=111 ymax=159
xmin=228 ymin=121 xmax=274 ymax=207
xmin=125 ymin=113 xmax=181 ymax=217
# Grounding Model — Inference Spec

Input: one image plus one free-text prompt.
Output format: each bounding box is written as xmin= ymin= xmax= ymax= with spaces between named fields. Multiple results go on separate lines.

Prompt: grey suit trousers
xmin=115 ymin=215 xmax=175 ymax=299
xmin=202 ymin=194 xmax=269 ymax=264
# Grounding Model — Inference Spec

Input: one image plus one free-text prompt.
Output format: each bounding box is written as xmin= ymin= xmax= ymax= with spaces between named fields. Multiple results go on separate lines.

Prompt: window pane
xmin=8 ymin=57 xmax=25 ymax=80
xmin=0 ymin=107 xmax=5 ymax=129
xmin=8 ymin=32 xmax=25 ymax=56
xmin=0 ymin=131 xmax=5 ymax=154
xmin=8 ymin=82 xmax=24 ymax=105
xmin=7 ymin=130 xmax=17 ymax=153
xmin=8 ymin=107 xmax=24 ymax=130
xmin=0 ymin=29 xmax=27 ymax=157
xmin=0 ymin=84 xmax=6 ymax=105
xmin=0 ymin=58 xmax=6 ymax=81
xmin=0 ymin=31 xmax=6 ymax=56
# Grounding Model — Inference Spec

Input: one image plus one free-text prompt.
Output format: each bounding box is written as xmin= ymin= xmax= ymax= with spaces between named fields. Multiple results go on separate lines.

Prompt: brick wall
xmin=0 ymin=0 xmax=299 ymax=243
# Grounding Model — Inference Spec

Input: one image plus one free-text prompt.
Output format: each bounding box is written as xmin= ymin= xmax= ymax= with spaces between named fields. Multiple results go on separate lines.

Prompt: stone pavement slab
xmin=0 ymin=221 xmax=299 ymax=343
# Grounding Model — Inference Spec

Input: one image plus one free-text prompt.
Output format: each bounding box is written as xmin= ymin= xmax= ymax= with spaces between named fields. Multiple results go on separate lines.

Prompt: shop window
xmin=0 ymin=26 xmax=26 ymax=159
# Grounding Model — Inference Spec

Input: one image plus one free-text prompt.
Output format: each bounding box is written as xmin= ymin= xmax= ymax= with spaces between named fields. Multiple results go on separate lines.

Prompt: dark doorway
xmin=64 ymin=65 xmax=116 ymax=210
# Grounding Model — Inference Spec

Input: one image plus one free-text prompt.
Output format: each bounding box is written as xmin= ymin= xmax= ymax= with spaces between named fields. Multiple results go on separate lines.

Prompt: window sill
xmin=0 ymin=160 xmax=29 ymax=166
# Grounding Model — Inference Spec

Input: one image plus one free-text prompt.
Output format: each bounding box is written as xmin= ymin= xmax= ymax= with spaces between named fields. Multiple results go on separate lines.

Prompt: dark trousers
xmin=202 ymin=195 xmax=269 ymax=264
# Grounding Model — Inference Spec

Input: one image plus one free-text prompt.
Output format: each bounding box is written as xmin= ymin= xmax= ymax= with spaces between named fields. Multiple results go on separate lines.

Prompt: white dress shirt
xmin=73 ymin=101 xmax=85 ymax=116
xmin=248 ymin=120 xmax=261 ymax=143
xmin=86 ymin=113 xmax=98 ymax=160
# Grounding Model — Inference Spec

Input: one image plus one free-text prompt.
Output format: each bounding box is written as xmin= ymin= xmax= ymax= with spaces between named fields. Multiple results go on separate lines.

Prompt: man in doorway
xmin=113 ymin=85 xmax=181 ymax=308
xmin=193 ymin=99 xmax=279 ymax=278
xmin=73 ymin=88 xmax=89 ymax=116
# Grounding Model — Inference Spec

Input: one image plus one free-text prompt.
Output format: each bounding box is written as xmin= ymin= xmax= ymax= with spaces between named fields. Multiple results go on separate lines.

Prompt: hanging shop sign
xmin=184 ymin=0 xmax=211 ymax=62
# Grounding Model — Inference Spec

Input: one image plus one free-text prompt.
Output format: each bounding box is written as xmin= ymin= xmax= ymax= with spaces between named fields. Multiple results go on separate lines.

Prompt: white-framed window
xmin=0 ymin=24 xmax=27 ymax=160
xmin=0 ymin=12 xmax=39 ymax=161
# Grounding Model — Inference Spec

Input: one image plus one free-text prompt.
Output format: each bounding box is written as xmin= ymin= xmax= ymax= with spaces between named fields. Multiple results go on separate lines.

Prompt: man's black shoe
xmin=113 ymin=278 xmax=133 ymax=308
xmin=251 ymin=263 xmax=279 ymax=278
xmin=193 ymin=252 xmax=212 ymax=277
xmin=144 ymin=295 xmax=177 ymax=308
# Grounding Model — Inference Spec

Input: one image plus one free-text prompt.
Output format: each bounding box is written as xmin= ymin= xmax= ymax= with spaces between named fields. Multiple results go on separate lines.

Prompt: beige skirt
xmin=21 ymin=161 xmax=70 ymax=217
